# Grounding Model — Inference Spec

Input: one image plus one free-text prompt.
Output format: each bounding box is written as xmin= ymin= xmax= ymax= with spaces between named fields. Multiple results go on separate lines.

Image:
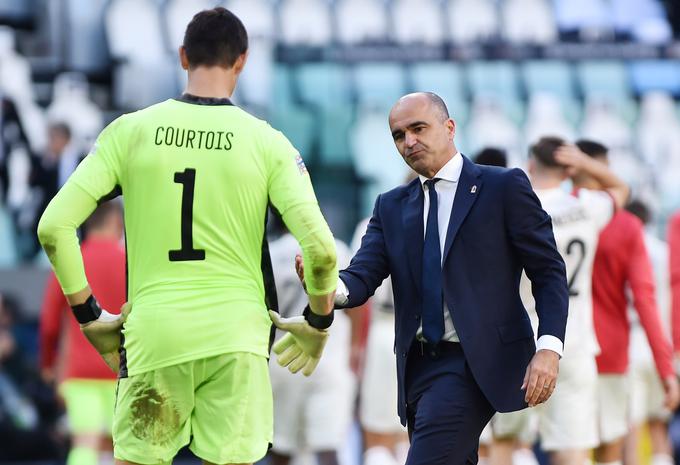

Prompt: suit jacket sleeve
xmin=339 ymin=194 xmax=391 ymax=308
xmin=504 ymin=168 xmax=568 ymax=343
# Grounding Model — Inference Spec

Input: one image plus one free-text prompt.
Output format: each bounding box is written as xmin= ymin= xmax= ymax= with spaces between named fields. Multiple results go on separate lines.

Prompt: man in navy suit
xmin=293 ymin=93 xmax=568 ymax=465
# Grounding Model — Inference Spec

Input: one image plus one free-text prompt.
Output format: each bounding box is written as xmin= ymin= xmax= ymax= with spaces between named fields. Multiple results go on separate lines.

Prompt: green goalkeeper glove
xmin=269 ymin=309 xmax=330 ymax=376
xmin=72 ymin=296 xmax=131 ymax=373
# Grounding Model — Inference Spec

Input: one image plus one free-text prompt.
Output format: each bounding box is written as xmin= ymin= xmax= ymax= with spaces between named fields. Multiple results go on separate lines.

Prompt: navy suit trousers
xmin=405 ymin=341 xmax=495 ymax=465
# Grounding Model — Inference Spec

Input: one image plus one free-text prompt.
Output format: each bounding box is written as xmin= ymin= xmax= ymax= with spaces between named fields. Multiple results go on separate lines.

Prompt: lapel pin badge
xmin=471 ymin=185 xmax=477 ymax=193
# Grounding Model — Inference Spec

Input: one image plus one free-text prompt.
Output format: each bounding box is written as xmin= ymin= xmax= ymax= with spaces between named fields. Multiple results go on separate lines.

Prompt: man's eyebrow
xmin=391 ymin=121 xmax=429 ymax=138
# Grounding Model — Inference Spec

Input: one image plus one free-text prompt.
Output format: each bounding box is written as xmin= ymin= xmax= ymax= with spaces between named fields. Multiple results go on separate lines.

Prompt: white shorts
xmin=492 ymin=409 xmax=538 ymax=446
xmin=270 ymin=358 xmax=355 ymax=453
xmin=479 ymin=422 xmax=493 ymax=446
xmin=359 ymin=316 xmax=405 ymax=434
xmin=629 ymin=362 xmax=669 ymax=424
xmin=491 ymin=353 xmax=598 ymax=451
xmin=597 ymin=374 xmax=629 ymax=444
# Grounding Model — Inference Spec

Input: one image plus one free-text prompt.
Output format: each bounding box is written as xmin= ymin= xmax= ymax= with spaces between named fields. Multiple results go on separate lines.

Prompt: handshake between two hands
xmin=268 ymin=253 xmax=333 ymax=377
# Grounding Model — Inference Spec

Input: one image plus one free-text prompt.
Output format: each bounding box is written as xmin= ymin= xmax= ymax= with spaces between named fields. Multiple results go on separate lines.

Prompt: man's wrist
xmin=303 ymin=305 xmax=334 ymax=330
xmin=536 ymin=335 xmax=563 ymax=358
xmin=71 ymin=295 xmax=102 ymax=324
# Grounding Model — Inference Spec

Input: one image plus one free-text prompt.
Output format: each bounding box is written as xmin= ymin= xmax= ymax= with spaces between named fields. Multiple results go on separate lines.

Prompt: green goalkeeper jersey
xmin=38 ymin=95 xmax=338 ymax=376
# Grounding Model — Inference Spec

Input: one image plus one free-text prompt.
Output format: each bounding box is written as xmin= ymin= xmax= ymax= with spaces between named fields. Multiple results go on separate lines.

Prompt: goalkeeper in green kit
xmin=37 ymin=7 xmax=337 ymax=465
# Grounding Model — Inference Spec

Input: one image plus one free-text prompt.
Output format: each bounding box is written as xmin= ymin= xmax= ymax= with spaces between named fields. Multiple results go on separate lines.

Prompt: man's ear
xmin=179 ymin=46 xmax=189 ymax=70
xmin=447 ymin=118 xmax=456 ymax=141
xmin=233 ymin=51 xmax=249 ymax=75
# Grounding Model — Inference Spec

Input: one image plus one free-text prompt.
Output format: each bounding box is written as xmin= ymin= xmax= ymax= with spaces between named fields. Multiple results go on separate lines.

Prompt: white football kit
xmin=493 ymin=187 xmax=613 ymax=451
xmin=269 ymin=233 xmax=356 ymax=453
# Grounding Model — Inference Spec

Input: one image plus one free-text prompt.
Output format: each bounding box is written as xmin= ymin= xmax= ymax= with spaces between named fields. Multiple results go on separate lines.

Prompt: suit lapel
xmin=442 ymin=156 xmax=482 ymax=263
xmin=402 ymin=179 xmax=424 ymax=293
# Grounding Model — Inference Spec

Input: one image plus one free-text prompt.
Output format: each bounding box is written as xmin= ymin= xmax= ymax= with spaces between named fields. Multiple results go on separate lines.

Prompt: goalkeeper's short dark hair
xmin=183 ymin=7 xmax=248 ymax=69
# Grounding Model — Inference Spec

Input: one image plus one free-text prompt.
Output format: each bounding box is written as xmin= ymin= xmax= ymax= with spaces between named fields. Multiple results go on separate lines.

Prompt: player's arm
xmin=37 ymin=117 xmax=130 ymax=373
xmin=554 ymin=144 xmax=629 ymax=209
xmin=628 ymin=227 xmax=679 ymax=408
xmin=267 ymin=129 xmax=337 ymax=316
xmin=266 ymin=128 xmax=337 ymax=375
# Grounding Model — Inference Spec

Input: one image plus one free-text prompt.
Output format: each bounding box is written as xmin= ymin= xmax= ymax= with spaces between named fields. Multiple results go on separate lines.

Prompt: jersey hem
xmin=124 ymin=344 xmax=270 ymax=377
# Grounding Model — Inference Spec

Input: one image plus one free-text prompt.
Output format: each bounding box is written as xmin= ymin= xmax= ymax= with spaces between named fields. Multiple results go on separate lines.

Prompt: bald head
xmin=391 ymin=92 xmax=450 ymax=123
xmin=388 ymin=92 xmax=457 ymax=178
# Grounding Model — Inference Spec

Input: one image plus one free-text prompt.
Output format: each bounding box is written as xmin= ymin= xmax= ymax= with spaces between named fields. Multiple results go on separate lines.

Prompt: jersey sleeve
xmin=265 ymin=127 xmax=337 ymax=296
xmin=37 ymin=117 xmax=127 ymax=295
xmin=577 ymin=188 xmax=614 ymax=231
xmin=669 ymin=213 xmax=680 ymax=350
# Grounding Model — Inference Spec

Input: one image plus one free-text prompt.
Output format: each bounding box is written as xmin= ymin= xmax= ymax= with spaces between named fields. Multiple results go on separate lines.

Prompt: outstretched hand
xmin=269 ymin=310 xmax=328 ymax=376
xmin=295 ymin=254 xmax=307 ymax=292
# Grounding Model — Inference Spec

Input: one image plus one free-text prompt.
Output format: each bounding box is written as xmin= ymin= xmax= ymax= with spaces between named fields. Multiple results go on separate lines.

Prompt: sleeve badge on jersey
xmin=295 ymin=153 xmax=308 ymax=175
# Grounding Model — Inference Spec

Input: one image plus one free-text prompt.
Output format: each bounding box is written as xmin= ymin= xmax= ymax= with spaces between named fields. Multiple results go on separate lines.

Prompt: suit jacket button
xmin=402 ymin=351 xmax=407 ymax=358
xmin=414 ymin=314 xmax=420 ymax=320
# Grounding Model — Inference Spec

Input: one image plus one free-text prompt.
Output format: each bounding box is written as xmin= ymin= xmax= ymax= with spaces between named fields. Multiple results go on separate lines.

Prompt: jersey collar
xmin=175 ymin=93 xmax=235 ymax=106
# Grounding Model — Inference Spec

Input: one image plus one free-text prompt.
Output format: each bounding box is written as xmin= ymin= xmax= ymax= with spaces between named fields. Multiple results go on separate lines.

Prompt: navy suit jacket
xmin=339 ymin=155 xmax=568 ymax=424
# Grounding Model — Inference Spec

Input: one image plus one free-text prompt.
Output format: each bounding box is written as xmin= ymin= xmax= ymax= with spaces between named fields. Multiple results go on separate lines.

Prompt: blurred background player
xmin=267 ymin=214 xmax=355 ymax=465
xmin=352 ymin=212 xmax=409 ymax=465
xmin=36 ymin=7 xmax=337 ymax=465
xmin=572 ymin=140 xmax=679 ymax=465
xmin=490 ymin=137 xmax=626 ymax=465
xmin=624 ymin=199 xmax=675 ymax=465
xmin=39 ymin=201 xmax=125 ymax=465
xmin=671 ymin=211 xmax=680 ymax=367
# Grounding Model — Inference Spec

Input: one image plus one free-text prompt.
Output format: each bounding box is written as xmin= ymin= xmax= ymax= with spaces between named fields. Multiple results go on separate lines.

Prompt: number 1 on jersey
xmin=169 ymin=168 xmax=205 ymax=261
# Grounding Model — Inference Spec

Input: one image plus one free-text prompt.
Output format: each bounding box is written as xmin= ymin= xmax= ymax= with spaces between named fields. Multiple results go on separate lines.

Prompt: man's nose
xmin=405 ymin=132 xmax=418 ymax=148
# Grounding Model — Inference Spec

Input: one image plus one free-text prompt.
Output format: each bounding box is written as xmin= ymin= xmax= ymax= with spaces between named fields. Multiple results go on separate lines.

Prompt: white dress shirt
xmin=336 ymin=153 xmax=563 ymax=356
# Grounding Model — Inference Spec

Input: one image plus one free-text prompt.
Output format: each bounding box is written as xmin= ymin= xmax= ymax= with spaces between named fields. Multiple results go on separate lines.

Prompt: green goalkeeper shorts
xmin=112 ymin=352 xmax=273 ymax=464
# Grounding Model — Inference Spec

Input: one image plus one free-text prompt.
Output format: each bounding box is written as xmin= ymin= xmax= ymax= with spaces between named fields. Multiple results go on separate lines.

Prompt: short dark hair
xmin=529 ymin=136 xmax=565 ymax=168
xmin=84 ymin=201 xmax=122 ymax=235
xmin=575 ymin=139 xmax=608 ymax=159
xmin=474 ymin=147 xmax=507 ymax=167
xmin=183 ymin=7 xmax=248 ymax=68
xmin=626 ymin=199 xmax=651 ymax=225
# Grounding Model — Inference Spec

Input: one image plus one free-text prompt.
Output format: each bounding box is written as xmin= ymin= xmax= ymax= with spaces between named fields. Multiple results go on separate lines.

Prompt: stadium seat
xmin=392 ymin=0 xmax=445 ymax=45
xmin=351 ymin=108 xmax=409 ymax=216
xmin=46 ymin=73 xmax=104 ymax=150
xmin=521 ymin=60 xmax=581 ymax=125
xmin=637 ymin=92 xmax=680 ymax=169
xmin=295 ymin=63 xmax=352 ymax=110
xmin=164 ymin=0 xmax=216 ymax=51
xmin=410 ymin=62 xmax=468 ymax=123
xmin=354 ymin=63 xmax=407 ymax=109
xmin=271 ymin=64 xmax=294 ymax=109
xmin=280 ymin=0 xmax=332 ymax=46
xmin=577 ymin=60 xmax=638 ymax=124
xmin=113 ymin=60 xmax=179 ymax=110
xmin=225 ymin=0 xmax=275 ymax=40
xmin=629 ymin=60 xmax=680 ymax=97
xmin=106 ymin=0 xmax=166 ymax=62
xmin=318 ymin=106 xmax=355 ymax=166
xmin=0 ymin=207 xmax=17 ymax=267
xmin=335 ymin=0 xmax=388 ymax=45
xmin=465 ymin=98 xmax=523 ymax=167
xmin=611 ymin=0 xmax=672 ymax=44
xmin=63 ymin=0 xmax=110 ymax=73
xmin=502 ymin=0 xmax=557 ymax=44
xmin=446 ymin=0 xmax=498 ymax=44
xmin=466 ymin=61 xmax=523 ymax=124
xmin=523 ymin=93 xmax=576 ymax=148
xmin=553 ymin=0 xmax=614 ymax=40
xmin=235 ymin=39 xmax=275 ymax=109
xmin=271 ymin=105 xmax=316 ymax=160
